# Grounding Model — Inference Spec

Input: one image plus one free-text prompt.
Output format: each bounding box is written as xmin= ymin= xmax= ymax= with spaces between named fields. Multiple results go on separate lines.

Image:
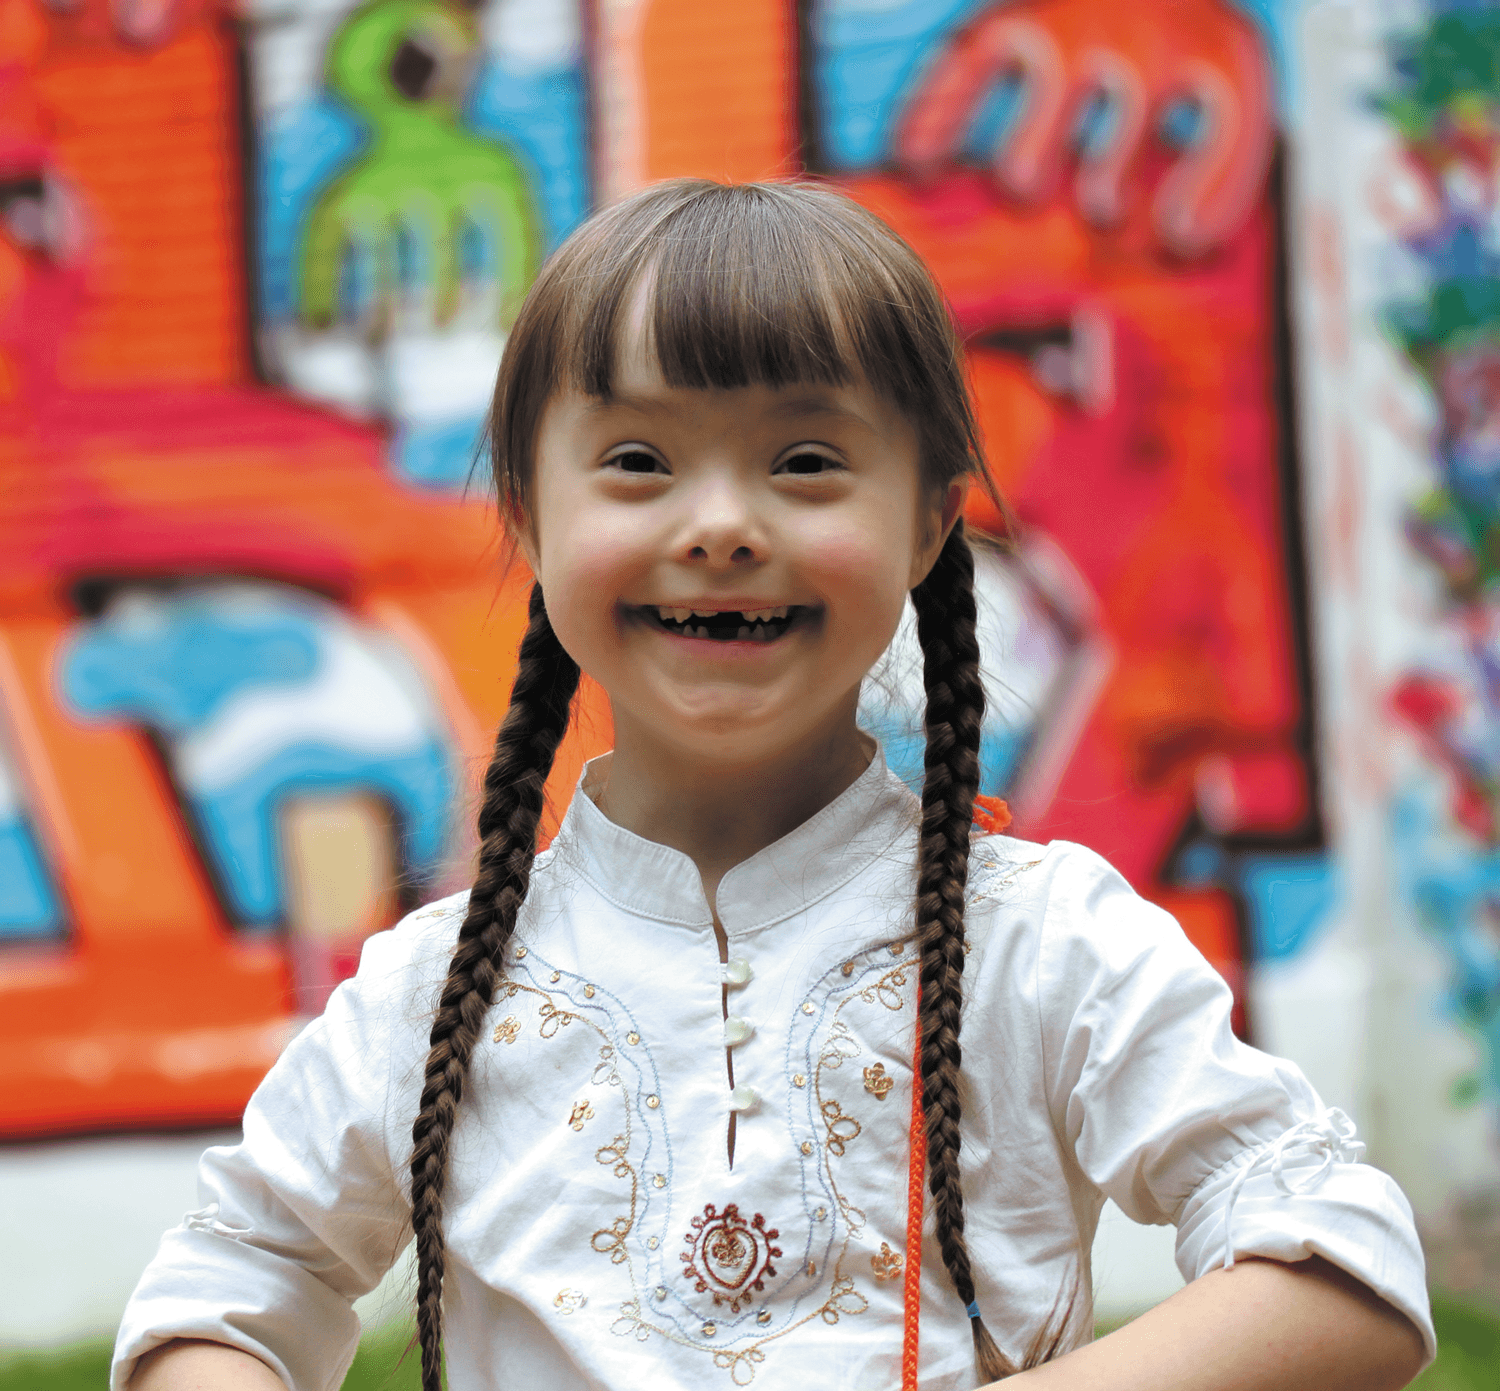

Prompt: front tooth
xmin=692 ymin=608 xmax=717 ymax=618
xmin=674 ymin=607 xmax=693 ymax=622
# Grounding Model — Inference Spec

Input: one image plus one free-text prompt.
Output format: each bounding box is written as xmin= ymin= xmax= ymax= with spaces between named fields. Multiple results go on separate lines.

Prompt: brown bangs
xmin=488 ymin=179 xmax=987 ymax=522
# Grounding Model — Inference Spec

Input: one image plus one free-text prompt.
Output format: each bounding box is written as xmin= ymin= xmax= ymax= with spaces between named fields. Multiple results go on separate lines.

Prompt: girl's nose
xmin=677 ymin=477 xmax=766 ymax=566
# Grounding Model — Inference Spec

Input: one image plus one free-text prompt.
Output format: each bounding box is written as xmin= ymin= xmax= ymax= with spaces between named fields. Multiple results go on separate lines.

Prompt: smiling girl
xmin=117 ymin=181 xmax=1432 ymax=1391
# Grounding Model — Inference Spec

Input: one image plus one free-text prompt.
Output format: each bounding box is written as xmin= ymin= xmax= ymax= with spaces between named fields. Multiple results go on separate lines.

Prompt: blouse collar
xmin=548 ymin=746 xmax=920 ymax=936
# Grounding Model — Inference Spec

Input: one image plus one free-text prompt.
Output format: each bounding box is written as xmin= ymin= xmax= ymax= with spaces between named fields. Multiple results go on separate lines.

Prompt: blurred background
xmin=1 ymin=0 xmax=1498 ymax=1384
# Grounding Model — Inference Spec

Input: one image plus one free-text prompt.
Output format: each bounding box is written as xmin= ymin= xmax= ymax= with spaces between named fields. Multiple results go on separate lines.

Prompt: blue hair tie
xmin=965 ymin=1301 xmax=981 ymax=1321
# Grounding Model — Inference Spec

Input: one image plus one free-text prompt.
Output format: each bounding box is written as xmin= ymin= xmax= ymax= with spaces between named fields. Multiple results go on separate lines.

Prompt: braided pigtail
xmin=909 ymin=521 xmax=1016 ymax=1382
xmin=409 ymin=583 xmax=580 ymax=1391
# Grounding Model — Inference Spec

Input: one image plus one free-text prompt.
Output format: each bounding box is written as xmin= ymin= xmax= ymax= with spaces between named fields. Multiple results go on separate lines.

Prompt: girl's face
xmin=521 ymin=328 xmax=963 ymax=777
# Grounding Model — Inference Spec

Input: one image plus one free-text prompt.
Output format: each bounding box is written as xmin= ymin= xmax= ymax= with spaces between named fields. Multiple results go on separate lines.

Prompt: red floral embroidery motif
xmin=679 ymin=1203 xmax=782 ymax=1313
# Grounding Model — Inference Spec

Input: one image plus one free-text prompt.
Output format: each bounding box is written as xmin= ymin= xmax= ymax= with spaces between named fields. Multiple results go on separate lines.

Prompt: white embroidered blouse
xmin=112 ymin=752 xmax=1436 ymax=1391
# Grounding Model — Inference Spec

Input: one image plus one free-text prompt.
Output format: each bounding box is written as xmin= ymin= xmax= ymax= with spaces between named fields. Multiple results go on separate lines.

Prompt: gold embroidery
xmin=712 ymin=1346 xmax=766 ymax=1386
xmin=538 ymin=1000 xmax=576 ymax=1038
xmin=569 ymin=1100 xmax=595 ymax=1132
xmin=592 ymin=1044 xmax=620 ymax=1087
xmin=871 ymin=1243 xmax=904 ymax=1281
xmin=862 ymin=1063 xmax=894 ymax=1099
xmin=818 ymin=1275 xmax=868 ymax=1325
xmin=596 ymin=1133 xmax=632 ymax=1179
xmin=592 ymin=1216 xmax=631 ymax=1264
xmin=553 ymin=1288 xmax=588 ymax=1313
xmin=857 ymin=965 xmax=908 ymax=1012
xmin=820 ymin=1099 xmax=862 ymax=1156
xmin=493 ymin=1016 xmax=520 ymax=1044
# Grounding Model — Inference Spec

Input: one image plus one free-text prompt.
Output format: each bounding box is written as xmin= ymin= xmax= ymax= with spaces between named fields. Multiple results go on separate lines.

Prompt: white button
xmin=723 ymin=1016 xmax=753 ymax=1046
xmin=723 ymin=957 xmax=753 ymax=986
xmin=728 ymin=1084 xmax=759 ymax=1112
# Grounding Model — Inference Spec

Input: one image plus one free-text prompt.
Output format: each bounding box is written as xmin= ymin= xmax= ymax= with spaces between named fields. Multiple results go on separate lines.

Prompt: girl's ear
xmin=909 ymin=478 xmax=970 ymax=589
xmin=513 ymin=512 xmax=542 ymax=581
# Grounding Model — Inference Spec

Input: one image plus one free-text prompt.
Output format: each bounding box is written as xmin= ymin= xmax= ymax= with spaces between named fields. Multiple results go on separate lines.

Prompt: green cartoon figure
xmin=299 ymin=0 xmax=539 ymax=333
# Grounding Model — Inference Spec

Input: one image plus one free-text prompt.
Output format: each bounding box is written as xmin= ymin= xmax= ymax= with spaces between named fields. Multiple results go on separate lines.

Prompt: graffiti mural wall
xmin=1295 ymin=0 xmax=1500 ymax=1290
xmin=0 ymin=0 xmax=1419 ymax=1235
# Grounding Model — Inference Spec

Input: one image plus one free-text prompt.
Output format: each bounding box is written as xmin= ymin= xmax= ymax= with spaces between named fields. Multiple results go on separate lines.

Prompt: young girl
xmin=117 ymin=181 xmax=1432 ymax=1391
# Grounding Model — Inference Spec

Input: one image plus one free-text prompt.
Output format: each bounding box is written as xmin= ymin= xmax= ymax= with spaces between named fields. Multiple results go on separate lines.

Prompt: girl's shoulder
xmin=965 ymin=830 xmax=1209 ymax=982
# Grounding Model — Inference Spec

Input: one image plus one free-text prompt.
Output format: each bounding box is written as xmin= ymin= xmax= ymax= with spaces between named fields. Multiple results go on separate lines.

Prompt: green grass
xmin=2 ymin=1295 xmax=1493 ymax=1389
xmin=0 ymin=1325 xmax=421 ymax=1391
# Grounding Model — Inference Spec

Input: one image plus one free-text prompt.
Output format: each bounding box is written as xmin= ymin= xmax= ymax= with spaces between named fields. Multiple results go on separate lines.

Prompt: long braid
xmin=409 ymin=583 xmax=580 ymax=1391
xmin=910 ymin=522 xmax=1015 ymax=1383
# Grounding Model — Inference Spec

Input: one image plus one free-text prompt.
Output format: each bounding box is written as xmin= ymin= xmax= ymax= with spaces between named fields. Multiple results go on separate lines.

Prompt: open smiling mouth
xmin=641 ymin=605 xmax=806 ymax=643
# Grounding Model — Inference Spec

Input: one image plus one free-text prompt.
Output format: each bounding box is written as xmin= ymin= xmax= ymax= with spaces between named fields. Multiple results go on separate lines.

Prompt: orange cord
xmin=901 ymin=993 xmax=926 ymax=1390
xmin=902 ymin=797 xmax=1007 ymax=1388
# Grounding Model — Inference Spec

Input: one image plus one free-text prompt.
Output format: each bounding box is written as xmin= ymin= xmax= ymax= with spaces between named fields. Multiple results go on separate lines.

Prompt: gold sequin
xmin=757 ymin=1310 xmax=772 ymax=1325
xmin=568 ymin=1100 xmax=594 ymax=1132
xmin=841 ymin=961 xmax=854 ymax=976
xmin=793 ymin=1074 xmax=806 ymax=1088
xmin=871 ymin=1243 xmax=904 ymax=1281
xmin=806 ymin=1262 xmax=817 ymax=1278
xmin=801 ymin=1001 xmax=815 ymax=1015
xmin=800 ymin=1141 xmax=813 ymax=1156
xmin=862 ymin=1062 xmax=895 ymax=1099
xmin=889 ymin=942 xmax=903 ymax=956
xmin=515 ymin=946 xmax=528 ymax=958
xmin=627 ymin=1031 xmax=640 ymax=1045
xmin=550 ymin=971 xmax=562 ymax=983
xmin=553 ymin=1288 xmax=588 ymax=1314
xmin=655 ymin=1285 xmax=668 ymax=1300
xmin=653 ymin=1173 xmax=667 ymax=1188
xmin=815 ymin=1207 xmax=827 ymax=1221
xmin=584 ymin=984 xmax=596 ymax=998
xmin=647 ymin=1236 xmax=659 ymax=1250
xmin=646 ymin=1094 xmax=660 ymax=1109
xmin=493 ymin=1016 xmax=520 ymax=1045
xmin=702 ymin=1322 xmax=717 ymax=1338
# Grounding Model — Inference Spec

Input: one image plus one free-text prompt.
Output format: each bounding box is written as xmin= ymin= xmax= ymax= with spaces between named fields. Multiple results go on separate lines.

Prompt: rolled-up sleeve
xmin=1036 ymin=844 xmax=1435 ymax=1364
xmin=111 ymin=903 xmax=457 ymax=1391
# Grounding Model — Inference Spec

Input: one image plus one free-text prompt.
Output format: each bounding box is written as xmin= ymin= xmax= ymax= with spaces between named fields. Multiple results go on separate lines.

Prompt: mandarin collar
xmin=547 ymin=746 xmax=919 ymax=935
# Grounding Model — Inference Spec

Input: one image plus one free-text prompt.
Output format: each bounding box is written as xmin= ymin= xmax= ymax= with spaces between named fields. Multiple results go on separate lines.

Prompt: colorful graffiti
xmin=1378 ymin=4 xmax=1500 ymax=1122
xmin=1 ymin=0 xmax=1324 ymax=1137
xmin=815 ymin=0 xmax=1317 ymax=1006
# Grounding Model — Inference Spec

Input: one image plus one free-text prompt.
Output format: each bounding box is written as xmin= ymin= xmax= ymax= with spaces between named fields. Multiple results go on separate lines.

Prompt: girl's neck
xmin=586 ymin=709 xmax=876 ymax=909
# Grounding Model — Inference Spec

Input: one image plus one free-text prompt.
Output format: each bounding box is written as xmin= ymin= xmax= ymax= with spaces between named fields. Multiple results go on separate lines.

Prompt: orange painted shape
xmin=640 ymin=0 xmax=798 ymax=182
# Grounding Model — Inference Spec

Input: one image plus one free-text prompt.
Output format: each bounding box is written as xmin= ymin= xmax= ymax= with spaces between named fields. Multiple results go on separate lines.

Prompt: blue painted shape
xmin=1391 ymin=789 xmax=1500 ymax=1109
xmin=61 ymin=608 xmax=320 ymax=735
xmin=0 ymin=815 xmax=62 ymax=940
xmin=259 ymin=97 xmax=368 ymax=322
xmin=467 ymin=59 xmax=590 ymax=250
xmin=1237 ymin=853 xmax=1341 ymax=962
xmin=810 ymin=0 xmax=1295 ymax=173
xmin=863 ymin=714 xmax=1025 ymax=800
xmin=58 ymin=592 xmax=457 ymax=927
xmin=194 ymin=739 xmax=452 ymax=927
xmin=393 ymin=414 xmax=487 ymax=489
xmin=962 ymin=71 xmax=1025 ymax=162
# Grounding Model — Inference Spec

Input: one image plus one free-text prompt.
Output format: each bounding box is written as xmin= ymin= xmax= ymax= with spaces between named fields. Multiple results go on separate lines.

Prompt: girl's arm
xmin=130 ymin=1340 xmax=285 ymax=1391
xmin=998 ymin=1255 xmax=1425 ymax=1391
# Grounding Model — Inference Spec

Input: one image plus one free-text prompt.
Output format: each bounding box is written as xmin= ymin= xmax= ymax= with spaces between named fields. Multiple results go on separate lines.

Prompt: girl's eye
xmin=608 ymin=449 xmax=666 ymax=475
xmin=777 ymin=450 xmax=842 ymax=476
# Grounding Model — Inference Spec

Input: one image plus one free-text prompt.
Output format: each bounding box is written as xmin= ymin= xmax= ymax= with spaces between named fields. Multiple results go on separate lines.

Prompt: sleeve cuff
xmin=1175 ymin=1118 xmax=1437 ymax=1370
xmin=110 ymin=1226 xmax=362 ymax=1391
